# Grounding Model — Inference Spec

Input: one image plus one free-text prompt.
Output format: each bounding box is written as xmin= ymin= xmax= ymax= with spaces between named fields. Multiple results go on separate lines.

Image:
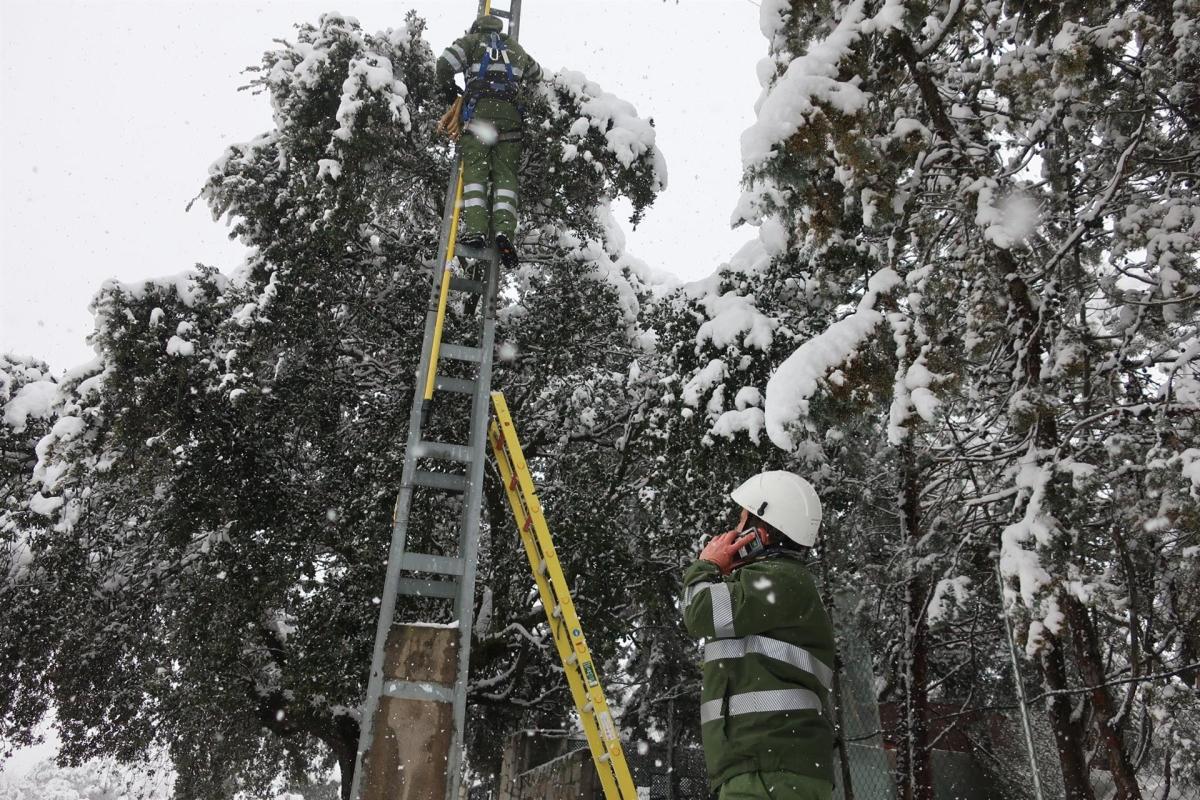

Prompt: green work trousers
xmin=460 ymin=119 xmax=521 ymax=239
xmin=718 ymin=771 xmax=833 ymax=800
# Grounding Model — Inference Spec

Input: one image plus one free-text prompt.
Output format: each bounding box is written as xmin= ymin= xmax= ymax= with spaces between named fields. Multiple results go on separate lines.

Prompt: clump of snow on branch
xmin=885 ymin=265 xmax=942 ymax=444
xmin=926 ymin=575 xmax=972 ymax=625
xmin=998 ymin=449 xmax=1061 ymax=655
xmin=971 ymin=180 xmax=1041 ymax=250
xmin=711 ymin=392 xmax=766 ymax=444
xmin=3 ymin=368 xmax=58 ymax=435
xmin=758 ymin=0 xmax=793 ymax=44
xmin=764 ymin=267 xmax=901 ymax=450
xmin=742 ymin=0 xmax=906 ymax=169
xmin=207 ymin=13 xmax=418 ymax=193
xmin=1181 ymin=449 xmax=1200 ymax=489
xmin=658 ymin=238 xmax=780 ymax=444
xmin=549 ymin=70 xmax=667 ymax=191
xmin=682 ymin=359 xmax=728 ymax=410
xmin=334 ymin=52 xmax=410 ymax=142
xmin=686 ymin=255 xmax=777 ymax=352
xmin=554 ymin=203 xmax=677 ymax=341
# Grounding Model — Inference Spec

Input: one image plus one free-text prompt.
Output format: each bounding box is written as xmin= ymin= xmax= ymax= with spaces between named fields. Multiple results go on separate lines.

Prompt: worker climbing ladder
xmin=347 ymin=2 xmax=520 ymax=799
xmin=489 ymin=392 xmax=640 ymax=800
xmin=351 ymin=2 xmax=634 ymax=799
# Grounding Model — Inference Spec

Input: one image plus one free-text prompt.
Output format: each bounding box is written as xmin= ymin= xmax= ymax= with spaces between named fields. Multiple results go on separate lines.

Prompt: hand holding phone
xmin=734 ymin=526 xmax=767 ymax=563
xmin=699 ymin=528 xmax=761 ymax=575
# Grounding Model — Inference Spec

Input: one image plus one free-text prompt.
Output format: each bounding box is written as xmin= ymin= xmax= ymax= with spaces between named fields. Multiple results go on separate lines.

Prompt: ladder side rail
xmin=435 ymin=154 xmax=464 ymax=263
xmin=425 ymin=157 xmax=468 ymax=401
xmin=496 ymin=431 xmax=638 ymax=798
xmin=445 ymin=254 xmax=501 ymax=800
xmin=489 ymin=395 xmax=639 ymax=800
xmin=487 ymin=398 xmax=638 ymax=753
xmin=508 ymin=0 xmax=521 ymax=42
xmin=348 ymin=299 xmax=446 ymax=800
xmin=516 ymin=491 xmax=636 ymax=789
xmin=349 ymin=151 xmax=467 ymax=800
xmin=489 ymin=425 xmax=626 ymax=800
xmin=479 ymin=0 xmax=521 ymax=41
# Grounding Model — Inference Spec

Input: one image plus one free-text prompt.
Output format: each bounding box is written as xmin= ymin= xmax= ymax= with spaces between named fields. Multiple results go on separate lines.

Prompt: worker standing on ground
xmin=682 ymin=471 xmax=837 ymax=800
xmin=436 ymin=14 xmax=543 ymax=269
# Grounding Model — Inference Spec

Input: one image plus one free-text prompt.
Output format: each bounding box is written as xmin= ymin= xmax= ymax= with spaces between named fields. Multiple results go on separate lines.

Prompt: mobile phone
xmin=735 ymin=526 xmax=767 ymax=562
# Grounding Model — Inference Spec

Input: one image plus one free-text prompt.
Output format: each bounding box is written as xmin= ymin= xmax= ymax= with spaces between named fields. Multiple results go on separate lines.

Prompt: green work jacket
xmin=436 ymin=20 xmax=543 ymax=126
xmin=683 ymin=555 xmax=836 ymax=790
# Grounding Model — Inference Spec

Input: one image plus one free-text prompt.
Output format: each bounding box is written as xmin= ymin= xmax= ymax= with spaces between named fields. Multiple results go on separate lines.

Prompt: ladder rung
xmin=598 ymin=753 xmax=611 ymax=763
xmin=401 ymin=552 xmax=465 ymax=576
xmin=582 ymin=702 xmax=595 ymax=713
xmin=417 ymin=440 xmax=473 ymax=464
xmin=455 ymin=241 xmax=494 ymax=261
xmin=552 ymin=604 xmax=563 ymax=618
xmin=537 ymin=559 xmax=548 ymax=575
xmin=449 ymin=276 xmax=485 ymax=295
xmin=382 ymin=679 xmax=454 ymax=704
xmin=491 ymin=8 xmax=512 ymax=19
xmin=397 ymin=577 xmax=459 ymax=599
xmin=441 ymin=343 xmax=483 ymax=363
xmin=435 ymin=375 xmax=477 ymax=394
xmin=411 ymin=470 xmax=468 ymax=492
xmin=566 ymin=653 xmax=578 ymax=665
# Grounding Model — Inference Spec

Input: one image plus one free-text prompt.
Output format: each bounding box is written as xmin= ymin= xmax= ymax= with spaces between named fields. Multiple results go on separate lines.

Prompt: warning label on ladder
xmin=597 ymin=711 xmax=618 ymax=742
xmin=582 ymin=661 xmax=600 ymax=687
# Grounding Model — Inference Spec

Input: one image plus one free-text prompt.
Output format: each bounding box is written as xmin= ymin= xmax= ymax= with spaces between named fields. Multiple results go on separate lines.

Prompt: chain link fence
xmin=828 ymin=589 xmax=1200 ymax=800
xmin=496 ymin=583 xmax=1199 ymax=800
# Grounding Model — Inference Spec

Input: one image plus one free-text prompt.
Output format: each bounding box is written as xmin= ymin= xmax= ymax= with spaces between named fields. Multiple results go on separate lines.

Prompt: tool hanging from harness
xmin=461 ymin=31 xmax=521 ymax=127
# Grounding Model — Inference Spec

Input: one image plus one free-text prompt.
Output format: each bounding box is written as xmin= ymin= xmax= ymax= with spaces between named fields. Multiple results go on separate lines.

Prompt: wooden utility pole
xmin=359 ymin=624 xmax=459 ymax=800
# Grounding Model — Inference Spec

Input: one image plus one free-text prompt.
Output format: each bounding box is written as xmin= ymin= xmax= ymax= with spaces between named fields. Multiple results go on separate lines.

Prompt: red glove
xmin=699 ymin=529 xmax=760 ymax=575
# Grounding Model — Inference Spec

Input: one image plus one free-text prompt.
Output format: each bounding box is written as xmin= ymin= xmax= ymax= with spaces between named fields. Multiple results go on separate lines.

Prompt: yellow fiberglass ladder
xmin=489 ymin=391 xmax=640 ymax=800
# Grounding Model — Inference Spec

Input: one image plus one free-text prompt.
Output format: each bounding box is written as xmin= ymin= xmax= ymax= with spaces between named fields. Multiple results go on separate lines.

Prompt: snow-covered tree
xmin=6 ymin=3 xmax=1199 ymax=799
xmin=670 ymin=0 xmax=1200 ymax=797
xmin=2 ymin=355 xmax=60 ymax=759
xmin=0 ymin=12 xmax=665 ymax=799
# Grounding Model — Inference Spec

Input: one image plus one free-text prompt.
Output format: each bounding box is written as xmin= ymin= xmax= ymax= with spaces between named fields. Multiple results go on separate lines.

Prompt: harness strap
xmin=462 ymin=32 xmax=519 ymax=125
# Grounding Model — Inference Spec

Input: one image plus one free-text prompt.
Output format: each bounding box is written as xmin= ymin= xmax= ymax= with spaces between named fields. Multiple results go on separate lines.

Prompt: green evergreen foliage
xmin=670 ymin=0 xmax=1200 ymax=794
xmin=4 ymin=2 xmax=1200 ymax=798
xmin=0 ymin=12 xmax=665 ymax=798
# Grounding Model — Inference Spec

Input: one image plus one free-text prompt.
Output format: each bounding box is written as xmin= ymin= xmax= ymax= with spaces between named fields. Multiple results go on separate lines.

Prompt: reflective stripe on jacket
xmin=683 ymin=556 xmax=836 ymax=790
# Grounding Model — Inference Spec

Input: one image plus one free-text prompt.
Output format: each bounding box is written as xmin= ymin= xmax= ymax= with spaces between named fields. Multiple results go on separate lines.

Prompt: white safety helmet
xmin=730 ymin=471 xmax=822 ymax=547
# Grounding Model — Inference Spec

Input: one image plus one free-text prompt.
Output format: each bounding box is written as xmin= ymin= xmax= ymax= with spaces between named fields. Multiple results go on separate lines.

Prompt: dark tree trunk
xmin=905 ymin=587 xmax=933 ymax=800
xmin=1039 ymin=638 xmax=1096 ymax=800
xmin=327 ymin=714 xmax=360 ymax=800
xmin=898 ymin=458 xmax=934 ymax=800
xmin=1064 ymin=596 xmax=1143 ymax=800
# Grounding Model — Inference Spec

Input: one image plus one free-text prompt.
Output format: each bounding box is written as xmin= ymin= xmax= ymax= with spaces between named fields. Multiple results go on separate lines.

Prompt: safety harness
xmin=461 ymin=31 xmax=522 ymax=129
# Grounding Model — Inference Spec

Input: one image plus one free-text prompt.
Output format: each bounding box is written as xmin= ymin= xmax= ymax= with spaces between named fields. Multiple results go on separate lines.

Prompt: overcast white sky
xmin=2 ymin=0 xmax=765 ymax=374
xmin=0 ymin=0 xmax=769 ymax=374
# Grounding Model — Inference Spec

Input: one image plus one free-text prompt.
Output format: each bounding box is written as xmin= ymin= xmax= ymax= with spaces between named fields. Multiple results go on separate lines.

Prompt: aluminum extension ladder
xmin=489 ymin=392 xmax=639 ymax=800
xmin=348 ymin=2 xmax=522 ymax=799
